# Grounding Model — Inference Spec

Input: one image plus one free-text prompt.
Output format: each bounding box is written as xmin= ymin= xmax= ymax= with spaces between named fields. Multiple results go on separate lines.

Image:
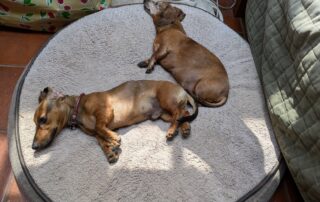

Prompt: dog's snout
xmin=143 ymin=0 xmax=150 ymax=11
xmin=143 ymin=0 xmax=155 ymax=13
xmin=143 ymin=0 xmax=150 ymax=6
xmin=32 ymin=142 xmax=40 ymax=150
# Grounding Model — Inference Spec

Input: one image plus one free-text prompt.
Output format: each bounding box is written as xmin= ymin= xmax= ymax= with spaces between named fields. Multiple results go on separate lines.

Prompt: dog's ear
xmin=38 ymin=87 xmax=51 ymax=103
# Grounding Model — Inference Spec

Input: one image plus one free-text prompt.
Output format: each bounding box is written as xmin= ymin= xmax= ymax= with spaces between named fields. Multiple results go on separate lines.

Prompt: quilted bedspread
xmin=246 ymin=0 xmax=320 ymax=201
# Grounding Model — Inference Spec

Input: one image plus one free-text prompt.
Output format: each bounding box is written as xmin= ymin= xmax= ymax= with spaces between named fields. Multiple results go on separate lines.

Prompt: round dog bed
xmin=8 ymin=4 xmax=282 ymax=202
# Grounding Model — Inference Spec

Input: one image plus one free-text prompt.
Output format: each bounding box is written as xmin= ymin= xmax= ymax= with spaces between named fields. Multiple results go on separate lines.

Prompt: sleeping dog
xmin=32 ymin=80 xmax=198 ymax=163
xmin=138 ymin=0 xmax=229 ymax=107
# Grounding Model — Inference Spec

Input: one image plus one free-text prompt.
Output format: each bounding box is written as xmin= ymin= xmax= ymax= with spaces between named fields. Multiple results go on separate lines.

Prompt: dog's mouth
xmin=32 ymin=127 xmax=58 ymax=150
xmin=144 ymin=0 xmax=170 ymax=17
xmin=143 ymin=0 xmax=161 ymax=15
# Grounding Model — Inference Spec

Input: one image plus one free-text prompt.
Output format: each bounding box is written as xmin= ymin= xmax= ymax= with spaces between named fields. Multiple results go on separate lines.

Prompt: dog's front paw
xmin=109 ymin=136 xmax=121 ymax=148
xmin=113 ymin=135 xmax=121 ymax=144
xmin=107 ymin=149 xmax=121 ymax=164
xmin=137 ymin=61 xmax=148 ymax=68
xmin=110 ymin=140 xmax=121 ymax=150
xmin=145 ymin=68 xmax=154 ymax=74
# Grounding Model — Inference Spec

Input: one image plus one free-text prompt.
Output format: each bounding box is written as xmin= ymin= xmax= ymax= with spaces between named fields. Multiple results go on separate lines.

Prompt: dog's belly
xmin=108 ymin=97 xmax=161 ymax=129
xmin=160 ymin=62 xmax=201 ymax=94
xmin=109 ymin=101 xmax=137 ymax=128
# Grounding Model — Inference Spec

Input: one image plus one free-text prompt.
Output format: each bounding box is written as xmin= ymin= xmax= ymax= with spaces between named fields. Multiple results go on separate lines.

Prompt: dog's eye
xmin=39 ymin=117 xmax=47 ymax=124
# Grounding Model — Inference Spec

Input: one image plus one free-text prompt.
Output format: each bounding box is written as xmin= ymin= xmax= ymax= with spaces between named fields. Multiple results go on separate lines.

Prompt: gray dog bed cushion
xmin=9 ymin=4 xmax=282 ymax=202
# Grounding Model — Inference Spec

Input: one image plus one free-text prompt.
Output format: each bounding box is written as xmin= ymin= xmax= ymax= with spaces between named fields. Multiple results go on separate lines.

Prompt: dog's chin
xmin=33 ymin=128 xmax=58 ymax=151
xmin=33 ymin=143 xmax=49 ymax=151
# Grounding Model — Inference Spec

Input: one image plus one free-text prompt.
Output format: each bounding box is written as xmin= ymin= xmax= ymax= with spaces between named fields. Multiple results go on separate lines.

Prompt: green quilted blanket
xmin=246 ymin=0 xmax=320 ymax=201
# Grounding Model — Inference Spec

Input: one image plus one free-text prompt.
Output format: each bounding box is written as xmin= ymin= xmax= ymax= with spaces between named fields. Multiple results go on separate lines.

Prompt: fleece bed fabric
xmin=246 ymin=0 xmax=320 ymax=201
xmin=9 ymin=4 xmax=281 ymax=202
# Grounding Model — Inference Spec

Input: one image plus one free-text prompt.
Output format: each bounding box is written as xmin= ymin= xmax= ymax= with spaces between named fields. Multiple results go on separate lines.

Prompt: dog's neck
xmin=155 ymin=21 xmax=186 ymax=34
xmin=61 ymin=95 xmax=84 ymax=129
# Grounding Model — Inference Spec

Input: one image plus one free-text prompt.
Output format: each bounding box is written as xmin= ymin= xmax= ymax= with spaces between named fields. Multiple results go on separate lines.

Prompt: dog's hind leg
xmin=160 ymin=112 xmax=180 ymax=140
xmin=160 ymin=113 xmax=172 ymax=122
xmin=162 ymin=109 xmax=191 ymax=139
xmin=179 ymin=110 xmax=191 ymax=138
xmin=165 ymin=108 xmax=185 ymax=141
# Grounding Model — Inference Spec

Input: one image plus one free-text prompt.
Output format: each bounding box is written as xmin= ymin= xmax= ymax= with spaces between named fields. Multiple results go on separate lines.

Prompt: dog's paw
xmin=145 ymin=68 xmax=154 ymax=74
xmin=166 ymin=129 xmax=178 ymax=141
xmin=107 ymin=149 xmax=121 ymax=164
xmin=107 ymin=136 xmax=121 ymax=148
xmin=114 ymin=136 xmax=121 ymax=144
xmin=110 ymin=140 xmax=120 ymax=149
xmin=181 ymin=127 xmax=191 ymax=138
xmin=137 ymin=61 xmax=148 ymax=68
xmin=180 ymin=123 xmax=191 ymax=138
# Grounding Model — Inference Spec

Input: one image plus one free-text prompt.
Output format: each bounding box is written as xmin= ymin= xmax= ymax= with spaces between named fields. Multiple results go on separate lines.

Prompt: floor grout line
xmin=0 ymin=128 xmax=7 ymax=134
xmin=0 ymin=64 xmax=26 ymax=68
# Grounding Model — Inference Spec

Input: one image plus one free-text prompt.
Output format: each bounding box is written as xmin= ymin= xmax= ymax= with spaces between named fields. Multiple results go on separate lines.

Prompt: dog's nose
xmin=32 ymin=142 xmax=40 ymax=150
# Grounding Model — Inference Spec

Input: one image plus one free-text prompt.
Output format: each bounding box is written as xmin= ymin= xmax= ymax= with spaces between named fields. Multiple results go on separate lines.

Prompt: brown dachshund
xmin=138 ymin=0 xmax=229 ymax=107
xmin=32 ymin=80 xmax=198 ymax=163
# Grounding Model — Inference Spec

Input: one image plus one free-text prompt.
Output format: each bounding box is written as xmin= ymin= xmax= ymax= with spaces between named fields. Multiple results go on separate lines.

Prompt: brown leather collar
xmin=69 ymin=93 xmax=85 ymax=130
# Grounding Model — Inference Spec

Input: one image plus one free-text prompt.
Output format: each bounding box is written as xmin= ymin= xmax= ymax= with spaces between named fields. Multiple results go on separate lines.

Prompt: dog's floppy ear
xmin=38 ymin=87 xmax=51 ymax=103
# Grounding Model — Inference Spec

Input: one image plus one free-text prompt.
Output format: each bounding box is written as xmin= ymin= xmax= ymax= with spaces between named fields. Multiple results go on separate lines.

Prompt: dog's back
xmin=142 ymin=0 xmax=229 ymax=107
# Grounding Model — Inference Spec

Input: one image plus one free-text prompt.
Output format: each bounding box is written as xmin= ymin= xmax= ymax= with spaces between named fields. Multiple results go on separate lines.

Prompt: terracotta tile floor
xmin=0 ymin=1 xmax=303 ymax=201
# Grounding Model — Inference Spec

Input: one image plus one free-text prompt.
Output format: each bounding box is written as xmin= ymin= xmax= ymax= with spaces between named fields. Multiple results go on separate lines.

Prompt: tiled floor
xmin=0 ymin=28 xmax=51 ymax=201
xmin=0 ymin=0 xmax=303 ymax=201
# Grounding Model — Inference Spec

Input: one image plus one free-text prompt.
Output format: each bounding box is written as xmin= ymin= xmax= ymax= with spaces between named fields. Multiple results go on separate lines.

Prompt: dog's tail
xmin=178 ymin=94 xmax=198 ymax=123
xmin=198 ymin=96 xmax=227 ymax=107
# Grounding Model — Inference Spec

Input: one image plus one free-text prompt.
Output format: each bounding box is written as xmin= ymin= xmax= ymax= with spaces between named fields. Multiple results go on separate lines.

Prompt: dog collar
xmin=70 ymin=93 xmax=85 ymax=130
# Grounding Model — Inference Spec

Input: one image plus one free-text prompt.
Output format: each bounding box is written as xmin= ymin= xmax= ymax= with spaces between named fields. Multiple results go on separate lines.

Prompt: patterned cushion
xmin=0 ymin=0 xmax=111 ymax=32
xmin=0 ymin=0 xmax=222 ymax=32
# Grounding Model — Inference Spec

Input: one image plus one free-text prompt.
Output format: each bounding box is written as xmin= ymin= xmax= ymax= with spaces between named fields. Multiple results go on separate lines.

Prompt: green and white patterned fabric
xmin=246 ymin=0 xmax=320 ymax=201
xmin=0 ymin=0 xmax=111 ymax=32
xmin=0 ymin=0 xmax=222 ymax=32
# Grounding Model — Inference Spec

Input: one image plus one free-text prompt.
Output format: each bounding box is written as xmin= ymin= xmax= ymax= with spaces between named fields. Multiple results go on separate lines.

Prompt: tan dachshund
xmin=32 ymin=80 xmax=198 ymax=163
xmin=138 ymin=0 xmax=229 ymax=107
